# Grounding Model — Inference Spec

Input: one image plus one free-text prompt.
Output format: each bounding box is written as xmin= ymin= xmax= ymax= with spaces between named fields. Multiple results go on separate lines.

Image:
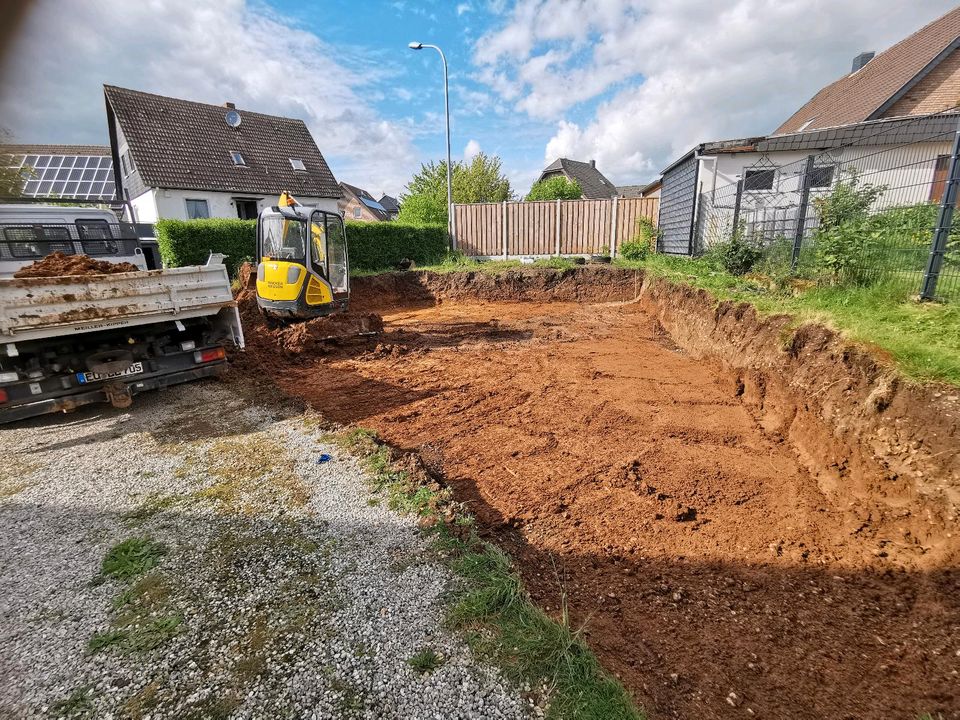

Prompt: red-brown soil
xmin=13 ymin=252 xmax=139 ymax=278
xmin=237 ymin=268 xmax=960 ymax=719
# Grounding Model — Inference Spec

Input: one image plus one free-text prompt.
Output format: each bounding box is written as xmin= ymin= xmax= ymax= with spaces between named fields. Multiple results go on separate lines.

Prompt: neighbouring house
xmin=338 ymin=182 xmax=391 ymax=221
xmin=618 ymin=180 xmax=661 ymax=199
xmin=379 ymin=194 xmax=400 ymax=220
xmin=103 ymin=85 xmax=341 ymax=222
xmin=537 ymin=158 xmax=618 ymax=199
xmin=654 ymin=5 xmax=960 ymax=254
xmin=1 ymin=144 xmax=117 ymax=201
xmin=776 ymin=5 xmax=960 ymax=134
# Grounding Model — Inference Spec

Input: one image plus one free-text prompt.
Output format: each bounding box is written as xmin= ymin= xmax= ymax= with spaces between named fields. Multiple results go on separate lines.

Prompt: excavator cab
xmin=255 ymin=193 xmax=349 ymax=319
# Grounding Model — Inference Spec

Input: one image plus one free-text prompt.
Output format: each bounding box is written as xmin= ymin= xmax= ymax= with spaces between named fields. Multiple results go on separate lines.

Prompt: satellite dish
xmin=225 ymin=109 xmax=242 ymax=128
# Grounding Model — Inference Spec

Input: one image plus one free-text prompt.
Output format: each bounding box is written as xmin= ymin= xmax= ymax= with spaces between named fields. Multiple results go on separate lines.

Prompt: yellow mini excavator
xmin=255 ymin=192 xmax=350 ymax=319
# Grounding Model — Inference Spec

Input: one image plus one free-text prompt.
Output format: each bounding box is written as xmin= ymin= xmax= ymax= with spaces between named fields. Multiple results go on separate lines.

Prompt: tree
xmin=397 ymin=152 xmax=514 ymax=225
xmin=0 ymin=129 xmax=25 ymax=197
xmin=526 ymin=175 xmax=582 ymax=201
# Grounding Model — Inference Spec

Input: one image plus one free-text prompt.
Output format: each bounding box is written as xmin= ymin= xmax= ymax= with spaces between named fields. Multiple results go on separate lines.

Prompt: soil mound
xmin=13 ymin=252 xmax=140 ymax=278
xmin=232 ymin=285 xmax=383 ymax=374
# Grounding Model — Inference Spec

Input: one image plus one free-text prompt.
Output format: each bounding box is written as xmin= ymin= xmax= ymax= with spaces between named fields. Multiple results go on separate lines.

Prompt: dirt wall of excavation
xmin=238 ymin=267 xmax=959 ymax=719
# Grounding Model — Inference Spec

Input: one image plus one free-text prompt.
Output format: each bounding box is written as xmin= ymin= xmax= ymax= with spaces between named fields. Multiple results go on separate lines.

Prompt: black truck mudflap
xmin=0 ymin=363 xmax=225 ymax=424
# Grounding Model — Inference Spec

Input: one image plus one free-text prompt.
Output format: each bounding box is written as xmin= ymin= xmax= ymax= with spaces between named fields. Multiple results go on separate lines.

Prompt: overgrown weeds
xmin=407 ymin=646 xmax=444 ymax=674
xmin=100 ymin=538 xmax=167 ymax=581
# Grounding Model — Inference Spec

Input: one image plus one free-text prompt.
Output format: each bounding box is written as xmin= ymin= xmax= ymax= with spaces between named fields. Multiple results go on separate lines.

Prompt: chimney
xmin=851 ymin=51 xmax=874 ymax=73
xmin=590 ymin=159 xmax=596 ymax=168
xmin=224 ymin=101 xmax=236 ymax=109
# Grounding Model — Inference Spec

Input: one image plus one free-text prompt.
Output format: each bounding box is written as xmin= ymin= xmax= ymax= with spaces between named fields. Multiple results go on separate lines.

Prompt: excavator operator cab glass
xmin=260 ymin=215 xmax=307 ymax=263
xmin=321 ymin=212 xmax=348 ymax=295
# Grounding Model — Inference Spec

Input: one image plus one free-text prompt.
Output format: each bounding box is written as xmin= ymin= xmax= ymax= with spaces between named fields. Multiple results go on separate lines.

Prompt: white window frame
xmin=231 ymin=151 xmax=246 ymax=166
xmin=289 ymin=158 xmax=306 ymax=171
xmin=352 ymin=206 xmax=362 ymax=218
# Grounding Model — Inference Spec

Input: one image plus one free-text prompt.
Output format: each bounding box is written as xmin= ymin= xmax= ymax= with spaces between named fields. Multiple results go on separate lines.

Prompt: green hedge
xmin=154 ymin=218 xmax=447 ymax=276
xmin=345 ymin=220 xmax=447 ymax=270
xmin=155 ymin=218 xmax=255 ymax=278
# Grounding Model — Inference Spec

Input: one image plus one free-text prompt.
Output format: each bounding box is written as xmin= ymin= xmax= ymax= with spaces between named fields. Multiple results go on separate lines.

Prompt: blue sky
xmin=0 ymin=1 xmax=955 ymax=198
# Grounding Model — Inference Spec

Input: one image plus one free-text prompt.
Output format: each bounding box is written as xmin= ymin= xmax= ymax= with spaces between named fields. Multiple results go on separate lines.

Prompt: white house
xmin=656 ymin=5 xmax=960 ymax=253
xmin=103 ymin=85 xmax=341 ymax=222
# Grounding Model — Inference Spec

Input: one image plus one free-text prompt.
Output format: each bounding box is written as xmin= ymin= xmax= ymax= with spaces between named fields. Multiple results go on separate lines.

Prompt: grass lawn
xmin=351 ymin=252 xmax=960 ymax=387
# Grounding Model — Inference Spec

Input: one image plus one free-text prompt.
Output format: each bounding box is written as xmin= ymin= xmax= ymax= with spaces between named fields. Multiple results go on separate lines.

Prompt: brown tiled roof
xmin=0 ymin=144 xmax=111 ymax=156
xmin=539 ymin=158 xmax=618 ymax=199
xmin=103 ymin=85 xmax=341 ymax=197
xmin=775 ymin=6 xmax=960 ymax=134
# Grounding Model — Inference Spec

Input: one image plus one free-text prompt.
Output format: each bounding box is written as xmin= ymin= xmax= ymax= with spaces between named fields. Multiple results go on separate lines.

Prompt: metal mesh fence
xmin=693 ymin=113 xmax=960 ymax=301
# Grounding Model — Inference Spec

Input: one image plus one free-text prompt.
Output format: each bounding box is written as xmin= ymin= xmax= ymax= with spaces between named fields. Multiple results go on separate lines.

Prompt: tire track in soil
xmin=265 ymin=299 xmax=959 ymax=720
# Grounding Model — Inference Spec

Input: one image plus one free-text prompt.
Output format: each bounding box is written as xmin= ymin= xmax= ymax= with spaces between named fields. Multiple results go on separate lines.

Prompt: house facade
xmin=537 ymin=158 xmax=618 ymax=199
xmin=104 ymin=85 xmax=341 ymax=222
xmin=656 ymin=6 xmax=960 ymax=254
xmin=338 ymin=182 xmax=391 ymax=221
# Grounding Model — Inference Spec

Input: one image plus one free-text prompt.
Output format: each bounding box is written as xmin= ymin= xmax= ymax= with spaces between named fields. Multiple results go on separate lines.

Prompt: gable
xmin=775 ymin=6 xmax=960 ymax=134
xmin=882 ymin=46 xmax=960 ymax=118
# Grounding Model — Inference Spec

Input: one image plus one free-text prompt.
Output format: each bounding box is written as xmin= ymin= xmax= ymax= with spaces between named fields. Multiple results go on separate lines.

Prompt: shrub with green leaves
xmin=345 ymin=221 xmax=448 ymax=270
xmin=709 ymin=224 xmax=763 ymax=276
xmin=811 ymin=171 xmax=886 ymax=281
xmin=155 ymin=218 xmax=255 ymax=277
xmin=620 ymin=216 xmax=660 ymax=260
xmin=155 ymin=218 xmax=448 ymax=275
xmin=525 ymin=176 xmax=582 ymax=201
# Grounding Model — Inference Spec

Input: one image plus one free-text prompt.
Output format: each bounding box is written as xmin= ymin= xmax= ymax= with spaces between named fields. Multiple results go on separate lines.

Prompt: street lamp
xmin=408 ymin=41 xmax=455 ymax=249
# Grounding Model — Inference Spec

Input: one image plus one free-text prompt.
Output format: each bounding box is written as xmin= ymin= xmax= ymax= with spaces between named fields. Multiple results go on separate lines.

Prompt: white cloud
xmin=457 ymin=3 xmax=473 ymax=16
xmin=463 ymin=139 xmax=482 ymax=160
xmin=0 ymin=0 xmax=418 ymax=195
xmin=476 ymin=0 xmax=958 ymax=183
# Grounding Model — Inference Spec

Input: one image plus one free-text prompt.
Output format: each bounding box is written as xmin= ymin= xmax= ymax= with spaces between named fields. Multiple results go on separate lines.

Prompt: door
xmin=316 ymin=211 xmax=348 ymax=295
xmin=929 ymin=155 xmax=950 ymax=203
xmin=236 ymin=199 xmax=259 ymax=220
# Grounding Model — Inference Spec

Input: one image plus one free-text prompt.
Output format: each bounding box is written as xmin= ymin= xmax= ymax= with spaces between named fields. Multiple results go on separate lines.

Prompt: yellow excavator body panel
xmin=256 ymin=260 xmax=307 ymax=302
xmin=305 ymin=275 xmax=333 ymax=306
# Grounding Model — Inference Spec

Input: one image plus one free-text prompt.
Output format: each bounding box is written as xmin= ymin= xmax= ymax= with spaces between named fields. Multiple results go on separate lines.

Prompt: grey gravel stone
xmin=0 ymin=381 xmax=541 ymax=719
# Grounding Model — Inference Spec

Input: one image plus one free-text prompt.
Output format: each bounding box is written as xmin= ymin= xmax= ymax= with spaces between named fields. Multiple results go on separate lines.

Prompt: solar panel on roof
xmin=360 ymin=197 xmax=386 ymax=212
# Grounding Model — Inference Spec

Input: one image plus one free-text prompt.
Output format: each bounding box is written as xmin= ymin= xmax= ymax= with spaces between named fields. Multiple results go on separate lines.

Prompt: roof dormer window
xmin=289 ymin=158 xmax=306 ymax=171
xmin=231 ymin=151 xmax=246 ymax=166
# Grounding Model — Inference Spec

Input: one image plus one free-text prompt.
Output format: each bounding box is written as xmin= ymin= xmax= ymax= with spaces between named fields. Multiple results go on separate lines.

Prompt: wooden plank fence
xmin=454 ymin=196 xmax=658 ymax=258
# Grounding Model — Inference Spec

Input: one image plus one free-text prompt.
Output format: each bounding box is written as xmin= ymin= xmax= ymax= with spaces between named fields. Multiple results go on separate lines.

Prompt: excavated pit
xmin=235 ymin=267 xmax=960 ymax=719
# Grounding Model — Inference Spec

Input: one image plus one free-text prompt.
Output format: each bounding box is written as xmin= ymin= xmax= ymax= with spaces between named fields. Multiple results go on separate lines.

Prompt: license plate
xmin=77 ymin=362 xmax=144 ymax=385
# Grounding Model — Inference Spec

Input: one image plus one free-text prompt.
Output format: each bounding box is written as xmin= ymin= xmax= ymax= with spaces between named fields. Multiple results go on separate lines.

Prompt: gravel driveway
xmin=0 ymin=381 xmax=535 ymax=719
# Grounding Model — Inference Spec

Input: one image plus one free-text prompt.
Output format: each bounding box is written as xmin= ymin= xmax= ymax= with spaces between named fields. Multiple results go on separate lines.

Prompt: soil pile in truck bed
xmin=13 ymin=252 xmax=140 ymax=278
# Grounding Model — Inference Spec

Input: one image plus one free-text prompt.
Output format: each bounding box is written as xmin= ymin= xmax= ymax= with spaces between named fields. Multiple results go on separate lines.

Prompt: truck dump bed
xmin=0 ymin=264 xmax=244 ymax=347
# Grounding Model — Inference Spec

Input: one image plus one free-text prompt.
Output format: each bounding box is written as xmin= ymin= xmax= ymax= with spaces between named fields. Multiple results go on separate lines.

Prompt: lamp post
xmin=408 ymin=41 xmax=455 ymax=249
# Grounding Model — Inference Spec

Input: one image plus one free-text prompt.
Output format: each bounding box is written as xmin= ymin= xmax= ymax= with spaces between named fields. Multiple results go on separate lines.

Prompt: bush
xmin=346 ymin=221 xmax=448 ymax=271
xmin=155 ymin=218 xmax=449 ymax=276
xmin=525 ymin=176 xmax=582 ymax=201
xmin=812 ymin=171 xmax=886 ymax=282
xmin=620 ymin=216 xmax=660 ymax=260
xmin=155 ymin=218 xmax=255 ymax=277
xmin=619 ymin=240 xmax=648 ymax=261
xmin=710 ymin=225 xmax=762 ymax=275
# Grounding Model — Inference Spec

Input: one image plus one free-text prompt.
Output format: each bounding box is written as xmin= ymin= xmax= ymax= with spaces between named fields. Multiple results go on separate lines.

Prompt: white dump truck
xmin=0 ymin=204 xmax=243 ymax=423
